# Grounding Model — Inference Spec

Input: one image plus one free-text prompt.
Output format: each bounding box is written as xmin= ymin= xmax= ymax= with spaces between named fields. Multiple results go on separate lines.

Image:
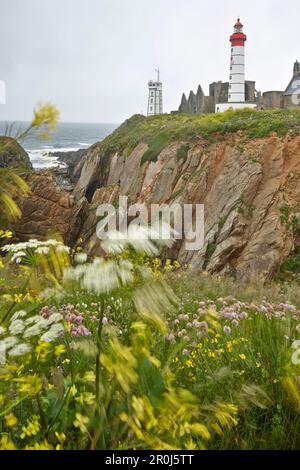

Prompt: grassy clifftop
xmin=96 ymin=108 xmax=300 ymax=164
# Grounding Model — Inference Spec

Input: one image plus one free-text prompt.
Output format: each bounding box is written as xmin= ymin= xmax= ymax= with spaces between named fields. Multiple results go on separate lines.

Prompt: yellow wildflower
xmin=84 ymin=371 xmax=96 ymax=383
xmin=70 ymin=385 xmax=77 ymax=397
xmin=239 ymin=354 xmax=246 ymax=361
xmin=75 ymin=392 xmax=95 ymax=406
xmin=55 ymin=432 xmax=66 ymax=450
xmin=0 ymin=435 xmax=16 ymax=450
xmin=62 ymin=358 xmax=70 ymax=365
xmin=14 ymin=293 xmax=23 ymax=303
xmin=35 ymin=341 xmax=52 ymax=361
xmin=15 ymin=374 xmax=42 ymax=394
xmin=20 ymin=415 xmax=40 ymax=439
xmin=5 ymin=413 xmax=18 ymax=428
xmin=73 ymin=413 xmax=89 ymax=433
xmin=25 ymin=440 xmax=54 ymax=450
xmin=54 ymin=344 xmax=66 ymax=356
xmin=55 ymin=432 xmax=66 ymax=443
xmin=185 ymin=359 xmax=194 ymax=368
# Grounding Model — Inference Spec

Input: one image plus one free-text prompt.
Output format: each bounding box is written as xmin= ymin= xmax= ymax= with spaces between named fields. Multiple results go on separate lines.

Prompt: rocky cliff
xmin=4 ymin=109 xmax=300 ymax=281
xmin=0 ymin=138 xmax=87 ymax=244
xmin=70 ymin=110 xmax=300 ymax=281
xmin=12 ymin=172 xmax=87 ymax=245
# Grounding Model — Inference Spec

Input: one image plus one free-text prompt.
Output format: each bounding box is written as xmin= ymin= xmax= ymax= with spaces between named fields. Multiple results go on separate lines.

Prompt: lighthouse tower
xmin=147 ymin=69 xmax=163 ymax=116
xmin=229 ymin=18 xmax=247 ymax=103
xmin=216 ymin=18 xmax=256 ymax=112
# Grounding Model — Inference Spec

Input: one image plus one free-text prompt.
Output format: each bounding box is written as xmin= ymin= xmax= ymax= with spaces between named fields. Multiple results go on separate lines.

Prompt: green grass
xmin=280 ymin=246 xmax=300 ymax=275
xmin=92 ymin=108 xmax=300 ymax=163
xmin=166 ymin=272 xmax=300 ymax=449
xmin=140 ymin=132 xmax=171 ymax=165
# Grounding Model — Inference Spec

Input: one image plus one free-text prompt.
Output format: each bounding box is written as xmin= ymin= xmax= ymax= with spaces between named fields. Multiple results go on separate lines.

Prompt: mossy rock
xmin=0 ymin=136 xmax=32 ymax=170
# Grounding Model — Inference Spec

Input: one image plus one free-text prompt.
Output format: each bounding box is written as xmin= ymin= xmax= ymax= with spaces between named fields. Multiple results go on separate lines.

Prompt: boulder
xmin=0 ymin=136 xmax=32 ymax=170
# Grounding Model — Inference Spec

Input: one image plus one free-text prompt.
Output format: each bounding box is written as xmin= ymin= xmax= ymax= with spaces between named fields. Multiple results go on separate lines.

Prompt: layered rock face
xmin=4 ymin=113 xmax=300 ymax=281
xmin=11 ymin=172 xmax=88 ymax=246
xmin=73 ymin=130 xmax=300 ymax=281
xmin=0 ymin=137 xmax=87 ymax=244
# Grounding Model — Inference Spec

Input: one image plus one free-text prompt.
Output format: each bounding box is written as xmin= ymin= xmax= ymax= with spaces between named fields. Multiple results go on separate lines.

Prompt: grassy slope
xmin=95 ymin=108 xmax=300 ymax=164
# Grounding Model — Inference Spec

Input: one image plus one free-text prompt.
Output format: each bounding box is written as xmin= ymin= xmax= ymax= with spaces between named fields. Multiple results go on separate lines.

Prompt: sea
xmin=0 ymin=121 xmax=118 ymax=169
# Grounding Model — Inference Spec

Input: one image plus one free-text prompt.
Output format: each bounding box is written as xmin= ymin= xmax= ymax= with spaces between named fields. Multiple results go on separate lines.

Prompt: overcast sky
xmin=0 ymin=0 xmax=299 ymax=123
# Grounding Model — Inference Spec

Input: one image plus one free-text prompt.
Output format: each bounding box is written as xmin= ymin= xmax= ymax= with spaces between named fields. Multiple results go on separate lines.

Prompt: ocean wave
xmin=27 ymin=149 xmax=70 ymax=169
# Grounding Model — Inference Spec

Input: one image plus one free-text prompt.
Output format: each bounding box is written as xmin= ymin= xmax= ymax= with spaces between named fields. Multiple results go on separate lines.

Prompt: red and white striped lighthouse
xmin=228 ymin=18 xmax=247 ymax=103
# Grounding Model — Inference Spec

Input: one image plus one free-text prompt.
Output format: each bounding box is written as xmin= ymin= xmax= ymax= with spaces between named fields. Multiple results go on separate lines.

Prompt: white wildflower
xmin=56 ymin=245 xmax=70 ymax=253
xmin=127 ymin=224 xmax=159 ymax=255
xmin=9 ymin=320 xmax=25 ymax=335
xmin=3 ymin=336 xmax=18 ymax=349
xmin=23 ymin=324 xmax=43 ymax=338
xmin=44 ymin=240 xmax=59 ymax=247
xmin=117 ymin=260 xmax=134 ymax=284
xmin=35 ymin=246 xmax=49 ymax=255
xmin=9 ymin=343 xmax=32 ymax=357
xmin=11 ymin=251 xmax=26 ymax=263
xmin=24 ymin=315 xmax=43 ymax=325
xmin=2 ymin=239 xmax=70 ymax=263
xmin=74 ymin=253 xmax=88 ymax=264
xmin=101 ymin=230 xmax=129 ymax=254
xmin=46 ymin=313 xmax=63 ymax=325
xmin=40 ymin=323 xmax=64 ymax=342
xmin=11 ymin=310 xmax=27 ymax=322
xmin=101 ymin=222 xmax=176 ymax=256
xmin=40 ymin=286 xmax=65 ymax=302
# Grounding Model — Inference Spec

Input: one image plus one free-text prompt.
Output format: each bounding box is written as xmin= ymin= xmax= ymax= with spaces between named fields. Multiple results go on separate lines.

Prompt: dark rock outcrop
xmin=52 ymin=148 xmax=86 ymax=183
xmin=0 ymin=136 xmax=32 ymax=170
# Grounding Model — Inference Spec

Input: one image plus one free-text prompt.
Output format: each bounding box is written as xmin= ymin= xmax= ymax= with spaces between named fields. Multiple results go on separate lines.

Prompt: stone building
xmin=257 ymin=61 xmax=300 ymax=109
xmin=178 ymin=80 xmax=257 ymax=114
xmin=178 ymin=61 xmax=300 ymax=114
xmin=178 ymin=85 xmax=214 ymax=114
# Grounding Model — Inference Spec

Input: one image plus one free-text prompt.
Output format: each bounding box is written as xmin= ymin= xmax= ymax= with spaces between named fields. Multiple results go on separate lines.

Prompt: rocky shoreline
xmin=45 ymin=148 xmax=87 ymax=192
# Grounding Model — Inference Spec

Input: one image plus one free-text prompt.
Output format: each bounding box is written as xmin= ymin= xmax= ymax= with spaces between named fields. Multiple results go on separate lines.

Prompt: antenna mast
xmin=155 ymin=68 xmax=160 ymax=83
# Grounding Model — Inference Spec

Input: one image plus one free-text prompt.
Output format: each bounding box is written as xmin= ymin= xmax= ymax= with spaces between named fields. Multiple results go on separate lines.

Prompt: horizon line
xmin=0 ymin=119 xmax=121 ymax=126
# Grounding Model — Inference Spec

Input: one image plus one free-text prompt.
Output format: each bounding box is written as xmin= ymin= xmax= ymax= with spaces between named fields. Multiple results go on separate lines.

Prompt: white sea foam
xmin=27 ymin=149 xmax=73 ymax=169
xmin=17 ymin=122 xmax=118 ymax=169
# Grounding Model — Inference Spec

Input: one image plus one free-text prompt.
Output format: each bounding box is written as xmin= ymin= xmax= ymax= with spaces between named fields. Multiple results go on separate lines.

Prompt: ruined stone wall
xmin=261 ymin=91 xmax=283 ymax=109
